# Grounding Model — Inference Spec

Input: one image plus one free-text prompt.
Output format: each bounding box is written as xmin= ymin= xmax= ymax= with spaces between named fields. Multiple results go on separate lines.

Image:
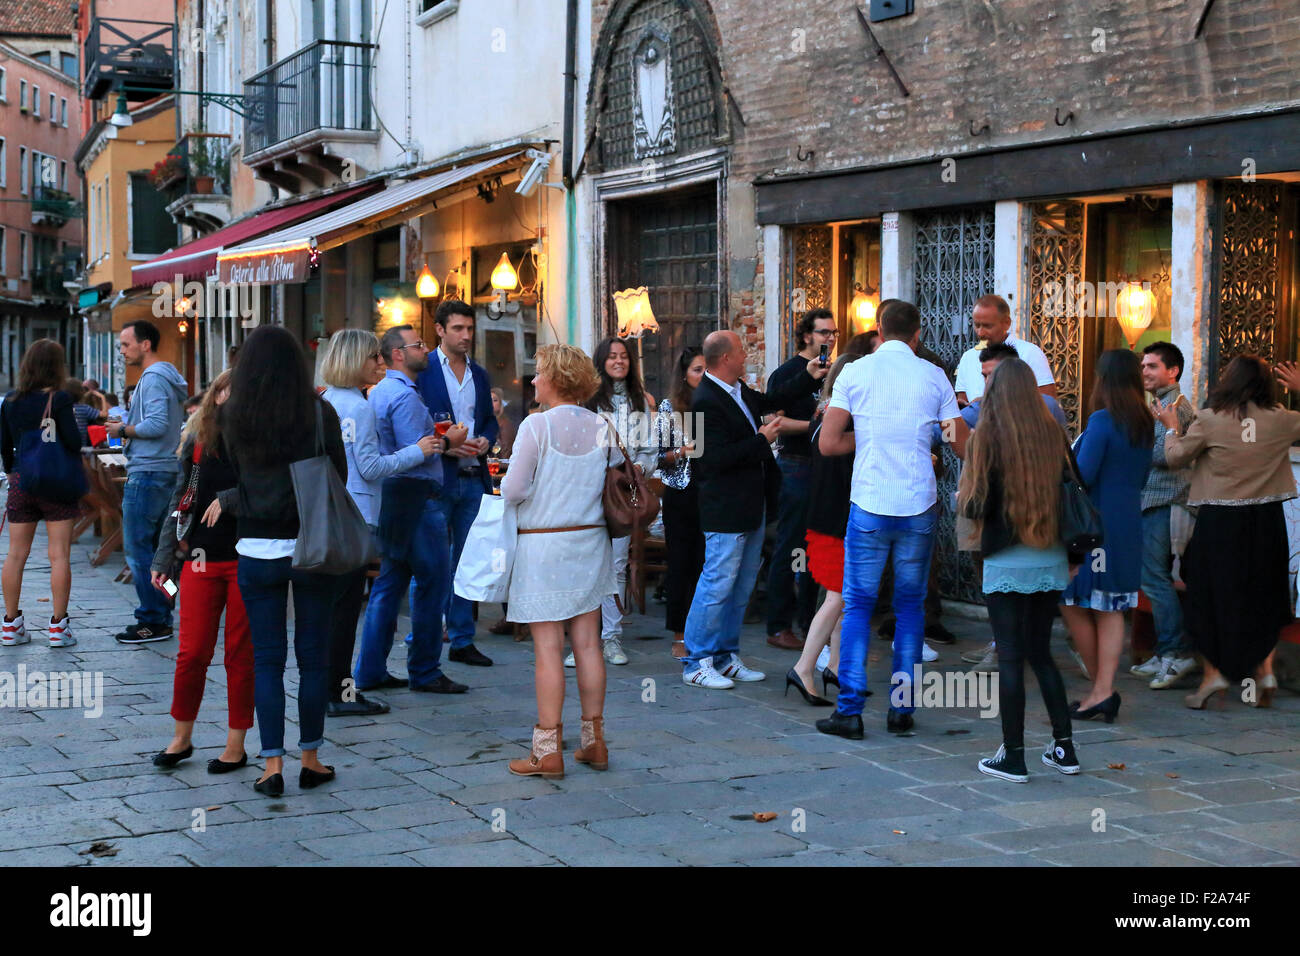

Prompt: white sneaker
xmin=1130 ymin=654 xmax=1164 ymax=678
xmin=893 ymin=641 xmax=939 ymax=663
xmin=48 ymin=616 xmax=76 ymax=648
xmin=602 ymin=637 xmax=629 ymax=665
xmin=1149 ymin=655 xmax=1201 ymax=690
xmin=1 ymin=612 xmax=28 ymax=646
xmin=716 ymin=654 xmax=765 ymax=682
xmin=816 ymin=644 xmax=831 ymax=671
xmin=683 ymin=657 xmax=734 ymax=689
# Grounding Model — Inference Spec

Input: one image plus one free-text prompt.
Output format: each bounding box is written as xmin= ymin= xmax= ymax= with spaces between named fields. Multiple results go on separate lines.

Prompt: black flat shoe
xmin=815 ymin=710 xmax=865 ymax=740
xmin=411 ymin=674 xmax=468 ymax=694
xmin=1070 ymin=691 xmax=1121 ymax=724
xmin=327 ymin=695 xmax=390 ymax=717
xmin=299 ymin=765 xmax=336 ymax=789
xmin=357 ymin=674 xmax=408 ymax=691
xmin=253 ymin=773 xmax=284 ymax=797
xmin=887 ymin=710 xmax=915 ymax=735
xmin=448 ymin=644 xmax=494 ymax=666
xmin=207 ymin=754 xmax=248 ymax=774
xmin=785 ymin=668 xmax=832 ymax=706
xmin=152 ymin=745 xmax=193 ymax=768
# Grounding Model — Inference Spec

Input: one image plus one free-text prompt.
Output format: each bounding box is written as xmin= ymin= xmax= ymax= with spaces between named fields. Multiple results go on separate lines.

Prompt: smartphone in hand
xmin=819 ymin=344 xmax=829 ymax=367
xmin=161 ymin=577 xmax=178 ymax=598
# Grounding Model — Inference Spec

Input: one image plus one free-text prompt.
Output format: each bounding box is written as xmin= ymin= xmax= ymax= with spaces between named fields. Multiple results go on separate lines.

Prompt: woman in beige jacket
xmin=1161 ymin=355 xmax=1300 ymax=709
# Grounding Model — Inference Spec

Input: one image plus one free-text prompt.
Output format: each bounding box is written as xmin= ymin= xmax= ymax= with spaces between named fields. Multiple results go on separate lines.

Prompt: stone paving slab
xmin=1 ymin=523 xmax=1298 ymax=865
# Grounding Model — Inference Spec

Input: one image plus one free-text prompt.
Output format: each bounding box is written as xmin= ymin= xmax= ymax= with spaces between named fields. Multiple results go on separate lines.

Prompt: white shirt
xmin=954 ymin=332 xmax=1055 ymax=402
xmin=829 ymin=339 xmax=961 ymax=517
xmin=437 ymin=346 xmax=477 ymax=470
xmin=236 ymin=538 xmax=296 ymax=559
xmin=704 ymin=371 xmax=757 ymax=432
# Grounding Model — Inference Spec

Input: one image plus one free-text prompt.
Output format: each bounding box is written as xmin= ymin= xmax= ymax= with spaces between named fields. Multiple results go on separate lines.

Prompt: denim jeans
xmin=122 ymin=470 xmax=176 ymax=628
xmin=236 ymin=556 xmax=339 ymax=758
xmin=766 ymin=457 xmax=817 ymax=634
xmin=682 ymin=516 xmax=766 ymax=673
xmin=1141 ymin=506 xmax=1189 ymax=658
xmin=404 ymin=473 xmax=483 ymax=650
xmin=357 ymin=498 xmax=450 ymax=687
xmin=986 ymin=590 xmax=1072 ymax=752
xmin=837 ymin=503 xmax=937 ymax=717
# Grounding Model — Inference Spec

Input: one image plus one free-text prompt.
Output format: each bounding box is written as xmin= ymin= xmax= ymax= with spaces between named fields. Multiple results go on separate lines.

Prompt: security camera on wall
xmin=516 ymin=149 xmax=559 ymax=197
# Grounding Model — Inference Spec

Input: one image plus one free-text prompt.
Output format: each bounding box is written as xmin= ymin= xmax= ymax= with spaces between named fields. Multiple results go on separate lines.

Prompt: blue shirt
xmin=368 ymin=369 xmax=442 ymax=483
xmin=961 ymin=394 xmax=1068 ymax=430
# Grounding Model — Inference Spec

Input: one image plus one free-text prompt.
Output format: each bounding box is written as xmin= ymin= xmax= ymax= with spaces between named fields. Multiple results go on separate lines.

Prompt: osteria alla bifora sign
xmin=218 ymin=244 xmax=312 ymax=285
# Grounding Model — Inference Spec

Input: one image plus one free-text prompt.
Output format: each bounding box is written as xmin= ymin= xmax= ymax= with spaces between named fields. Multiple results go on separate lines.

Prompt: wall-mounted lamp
xmin=848 ymin=284 xmax=878 ymax=332
xmin=415 ymin=263 xmax=440 ymax=299
xmin=613 ymin=287 xmax=659 ymax=339
xmin=1115 ymin=280 xmax=1155 ymax=349
xmin=176 ymin=318 xmax=189 ymax=336
xmin=487 ymin=253 xmax=519 ymax=319
xmin=109 ymin=93 xmax=133 ymax=128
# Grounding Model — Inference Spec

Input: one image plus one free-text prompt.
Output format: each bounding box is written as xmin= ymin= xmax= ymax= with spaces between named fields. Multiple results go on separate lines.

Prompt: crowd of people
xmin=1 ymin=290 xmax=1295 ymax=790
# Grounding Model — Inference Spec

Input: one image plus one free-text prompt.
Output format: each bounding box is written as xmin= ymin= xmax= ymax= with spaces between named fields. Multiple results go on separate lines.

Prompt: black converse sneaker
xmin=1042 ymin=738 xmax=1081 ymax=775
xmin=978 ymin=744 xmax=1029 ymax=783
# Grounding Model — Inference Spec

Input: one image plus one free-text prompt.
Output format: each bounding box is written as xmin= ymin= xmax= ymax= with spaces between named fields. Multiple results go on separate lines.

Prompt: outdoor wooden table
xmin=79 ymin=449 xmax=129 ymax=567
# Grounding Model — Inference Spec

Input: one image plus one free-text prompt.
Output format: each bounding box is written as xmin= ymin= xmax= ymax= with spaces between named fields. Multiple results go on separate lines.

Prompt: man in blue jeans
xmin=816 ymin=301 xmax=968 ymax=736
xmin=410 ymin=299 xmax=499 ymax=667
xmin=109 ymin=320 xmax=187 ymax=645
xmin=354 ymin=325 xmax=469 ymax=695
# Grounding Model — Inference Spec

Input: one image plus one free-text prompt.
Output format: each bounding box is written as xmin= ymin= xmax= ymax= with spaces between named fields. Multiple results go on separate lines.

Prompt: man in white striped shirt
xmin=815 ymin=301 xmax=969 ymax=739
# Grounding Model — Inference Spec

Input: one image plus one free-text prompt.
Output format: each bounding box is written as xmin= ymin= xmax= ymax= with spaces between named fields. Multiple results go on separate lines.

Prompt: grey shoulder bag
xmin=290 ymin=403 xmax=376 ymax=574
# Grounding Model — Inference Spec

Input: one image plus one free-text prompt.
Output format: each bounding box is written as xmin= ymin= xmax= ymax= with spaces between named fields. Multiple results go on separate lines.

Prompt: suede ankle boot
xmin=574 ymin=715 xmax=608 ymax=770
xmin=508 ymin=724 xmax=564 ymax=779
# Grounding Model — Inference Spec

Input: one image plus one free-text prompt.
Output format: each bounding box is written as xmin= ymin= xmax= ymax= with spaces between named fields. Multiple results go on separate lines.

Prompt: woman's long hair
xmin=1090 ymin=348 xmax=1154 ymax=447
xmin=16 ymin=339 xmax=67 ymax=397
xmin=668 ymin=346 xmax=702 ymax=413
xmin=181 ymin=370 xmax=232 ymax=455
xmin=957 ymin=358 xmax=1068 ymax=549
xmin=1208 ymin=354 xmax=1278 ymax=419
xmin=222 ymin=325 xmax=317 ymax=468
xmin=589 ymin=336 xmax=648 ymax=413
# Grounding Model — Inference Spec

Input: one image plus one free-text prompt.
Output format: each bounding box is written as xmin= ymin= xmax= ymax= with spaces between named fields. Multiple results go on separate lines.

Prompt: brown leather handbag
xmin=603 ymin=430 xmax=659 ymax=538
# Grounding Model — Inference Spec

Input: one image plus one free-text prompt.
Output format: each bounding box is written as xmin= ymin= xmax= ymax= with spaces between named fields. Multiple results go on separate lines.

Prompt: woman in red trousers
xmin=148 ymin=371 xmax=253 ymax=772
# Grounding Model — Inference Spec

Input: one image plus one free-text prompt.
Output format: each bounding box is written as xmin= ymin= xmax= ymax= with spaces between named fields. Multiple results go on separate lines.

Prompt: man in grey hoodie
xmin=107 ymin=320 xmax=188 ymax=644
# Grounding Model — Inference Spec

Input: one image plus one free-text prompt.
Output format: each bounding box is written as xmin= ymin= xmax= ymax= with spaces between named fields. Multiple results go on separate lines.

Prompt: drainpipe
xmin=562 ymin=0 xmax=578 ymax=344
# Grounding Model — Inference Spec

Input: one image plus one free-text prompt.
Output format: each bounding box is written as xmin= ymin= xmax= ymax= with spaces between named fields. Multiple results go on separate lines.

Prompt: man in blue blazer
xmin=413 ymin=299 xmax=500 ymax=667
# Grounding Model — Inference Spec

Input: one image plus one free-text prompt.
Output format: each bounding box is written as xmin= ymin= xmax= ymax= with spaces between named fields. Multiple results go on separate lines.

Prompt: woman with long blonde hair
xmin=958 ymin=358 xmax=1078 ymax=783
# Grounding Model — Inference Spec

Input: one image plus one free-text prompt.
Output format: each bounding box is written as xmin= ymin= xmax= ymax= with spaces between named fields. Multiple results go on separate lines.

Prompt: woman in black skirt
xmin=1162 ymin=355 xmax=1300 ymax=709
xmin=653 ymin=347 xmax=707 ymax=659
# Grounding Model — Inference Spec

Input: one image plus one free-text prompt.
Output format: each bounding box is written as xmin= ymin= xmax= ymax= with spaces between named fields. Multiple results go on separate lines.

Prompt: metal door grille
xmin=782 ymin=225 xmax=833 ymax=354
xmin=1025 ymin=201 xmax=1085 ymax=435
xmin=1214 ymin=180 xmax=1283 ymax=369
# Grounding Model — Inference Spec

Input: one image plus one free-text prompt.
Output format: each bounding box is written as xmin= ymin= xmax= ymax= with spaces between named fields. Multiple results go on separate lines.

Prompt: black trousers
xmin=328 ymin=566 xmax=369 ymax=703
xmin=661 ymin=483 xmax=706 ymax=633
xmin=986 ymin=590 xmax=1072 ymax=752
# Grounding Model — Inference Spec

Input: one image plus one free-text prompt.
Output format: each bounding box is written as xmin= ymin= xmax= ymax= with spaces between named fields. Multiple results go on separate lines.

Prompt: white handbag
xmin=453 ymin=494 xmax=517 ymax=603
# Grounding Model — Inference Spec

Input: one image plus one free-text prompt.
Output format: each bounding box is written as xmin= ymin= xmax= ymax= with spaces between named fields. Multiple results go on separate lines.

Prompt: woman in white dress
xmin=502 ymin=345 xmax=622 ymax=779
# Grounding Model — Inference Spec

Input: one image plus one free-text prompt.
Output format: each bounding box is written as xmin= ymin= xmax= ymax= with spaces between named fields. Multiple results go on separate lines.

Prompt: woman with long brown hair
xmin=653 ymin=346 xmax=705 ymax=658
xmin=1162 ymin=355 xmax=1300 ymax=709
xmin=1060 ymin=349 xmax=1154 ymax=724
xmin=1 ymin=339 xmax=84 ymax=648
xmin=959 ymin=358 xmax=1078 ymax=782
xmin=148 ymin=371 xmax=253 ymax=771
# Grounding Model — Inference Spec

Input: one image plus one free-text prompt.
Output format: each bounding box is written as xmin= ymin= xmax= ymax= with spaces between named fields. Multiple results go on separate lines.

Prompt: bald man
xmin=682 ymin=330 xmax=829 ymax=689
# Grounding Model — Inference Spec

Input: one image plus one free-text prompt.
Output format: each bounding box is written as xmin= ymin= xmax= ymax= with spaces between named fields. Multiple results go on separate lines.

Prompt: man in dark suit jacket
xmin=682 ymin=329 xmax=828 ymax=689
xmin=414 ymin=299 xmax=500 ymax=667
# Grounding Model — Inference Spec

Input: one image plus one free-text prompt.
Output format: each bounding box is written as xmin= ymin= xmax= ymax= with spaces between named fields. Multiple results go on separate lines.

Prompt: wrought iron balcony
xmin=84 ymin=17 xmax=175 ymax=102
xmin=161 ymin=132 xmax=233 ymax=234
xmin=31 ymin=255 xmax=81 ymax=299
xmin=243 ymin=40 xmax=376 ymax=157
xmin=31 ymin=186 xmax=80 ymax=228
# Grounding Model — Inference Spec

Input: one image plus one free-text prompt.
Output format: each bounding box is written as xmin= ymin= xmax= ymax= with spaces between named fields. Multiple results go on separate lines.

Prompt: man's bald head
xmin=703 ymin=330 xmax=740 ymax=369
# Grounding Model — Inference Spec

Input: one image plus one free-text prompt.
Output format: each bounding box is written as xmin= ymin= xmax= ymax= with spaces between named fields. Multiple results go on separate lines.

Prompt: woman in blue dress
xmin=1060 ymin=349 xmax=1153 ymax=723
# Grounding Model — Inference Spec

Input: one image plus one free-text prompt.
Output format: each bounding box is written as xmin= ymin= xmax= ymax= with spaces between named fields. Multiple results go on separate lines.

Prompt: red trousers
xmin=171 ymin=560 xmax=254 ymax=729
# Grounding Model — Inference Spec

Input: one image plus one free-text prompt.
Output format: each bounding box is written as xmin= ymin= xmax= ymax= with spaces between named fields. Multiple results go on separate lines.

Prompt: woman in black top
xmin=1 ymin=339 xmax=84 ymax=648
xmin=788 ymin=354 xmax=860 ymax=705
xmin=220 ymin=326 xmax=348 ymax=797
xmin=148 ymin=371 xmax=254 ymax=773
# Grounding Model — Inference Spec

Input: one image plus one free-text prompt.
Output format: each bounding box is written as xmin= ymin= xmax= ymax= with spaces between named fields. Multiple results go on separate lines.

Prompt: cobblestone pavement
xmin=2 ymin=525 xmax=1298 ymax=867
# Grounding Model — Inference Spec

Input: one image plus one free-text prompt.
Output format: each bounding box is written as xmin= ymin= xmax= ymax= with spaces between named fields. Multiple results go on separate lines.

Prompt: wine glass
xmin=433 ymin=412 xmax=452 ymax=438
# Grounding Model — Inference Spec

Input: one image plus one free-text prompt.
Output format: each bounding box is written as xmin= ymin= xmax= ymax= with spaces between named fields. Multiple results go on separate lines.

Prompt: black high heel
xmin=299 ymin=765 xmax=336 ymax=790
xmin=253 ymin=772 xmax=284 ymax=797
xmin=785 ymin=668 xmax=832 ymax=707
xmin=822 ymin=667 xmax=838 ymax=697
xmin=1070 ymin=692 xmax=1121 ymax=724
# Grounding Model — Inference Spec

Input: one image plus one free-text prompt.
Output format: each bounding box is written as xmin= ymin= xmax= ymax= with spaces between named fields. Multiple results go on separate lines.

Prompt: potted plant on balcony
xmin=212 ymin=153 xmax=231 ymax=195
xmin=147 ymin=154 xmax=186 ymax=190
xmin=190 ymin=136 xmax=214 ymax=194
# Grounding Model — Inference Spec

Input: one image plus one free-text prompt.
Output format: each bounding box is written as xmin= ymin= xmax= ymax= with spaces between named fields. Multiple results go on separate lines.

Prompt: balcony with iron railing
xmin=158 ymin=132 xmax=232 ymax=233
xmin=242 ymin=39 xmax=377 ymax=191
xmin=31 ymin=253 xmax=83 ymax=300
xmin=84 ymin=17 xmax=175 ymax=102
xmin=32 ymin=186 xmax=81 ymax=228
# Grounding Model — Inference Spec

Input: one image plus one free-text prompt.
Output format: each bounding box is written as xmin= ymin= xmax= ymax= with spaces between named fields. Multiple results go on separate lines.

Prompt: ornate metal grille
xmin=1215 ymin=180 xmax=1283 ymax=369
xmin=782 ymin=226 xmax=832 ymax=354
xmin=914 ymin=207 xmax=996 ymax=605
xmin=597 ymin=0 xmax=721 ymax=171
xmin=1026 ymin=201 xmax=1085 ymax=434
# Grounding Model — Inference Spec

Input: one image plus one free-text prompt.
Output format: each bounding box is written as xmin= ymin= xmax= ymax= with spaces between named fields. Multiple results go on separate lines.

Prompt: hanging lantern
xmin=1115 ymin=281 xmax=1155 ymax=349
xmin=176 ymin=318 xmax=189 ymax=336
xmin=490 ymin=253 xmax=519 ymax=292
xmin=415 ymin=264 xmax=440 ymax=299
xmin=612 ymin=287 xmax=660 ymax=339
xmin=849 ymin=287 xmax=877 ymax=332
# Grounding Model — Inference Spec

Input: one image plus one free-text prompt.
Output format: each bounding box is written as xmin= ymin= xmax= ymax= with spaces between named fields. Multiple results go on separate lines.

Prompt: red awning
xmin=130 ymin=182 xmax=381 ymax=289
